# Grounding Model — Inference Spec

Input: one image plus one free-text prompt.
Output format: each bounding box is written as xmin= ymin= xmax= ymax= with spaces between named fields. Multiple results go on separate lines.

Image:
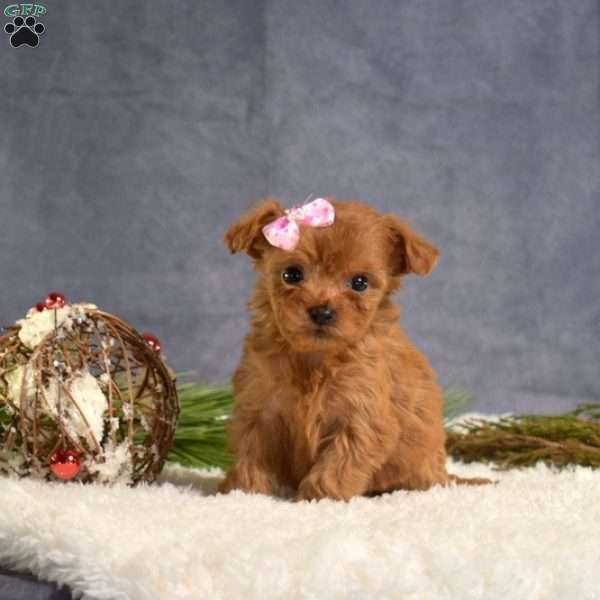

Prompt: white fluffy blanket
xmin=1 ymin=456 xmax=600 ymax=599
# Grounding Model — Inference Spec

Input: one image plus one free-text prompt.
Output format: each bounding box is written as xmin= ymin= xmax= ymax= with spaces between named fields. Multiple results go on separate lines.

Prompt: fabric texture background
xmin=1 ymin=3 xmax=598 ymax=412
xmin=0 ymin=568 xmax=70 ymax=599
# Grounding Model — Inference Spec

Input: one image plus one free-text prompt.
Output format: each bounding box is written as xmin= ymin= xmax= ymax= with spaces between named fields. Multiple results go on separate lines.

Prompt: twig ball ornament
xmin=0 ymin=294 xmax=179 ymax=485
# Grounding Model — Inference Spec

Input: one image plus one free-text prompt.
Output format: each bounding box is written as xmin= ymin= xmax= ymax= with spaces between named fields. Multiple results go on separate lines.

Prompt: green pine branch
xmin=165 ymin=383 xmax=474 ymax=471
xmin=446 ymin=403 xmax=600 ymax=470
xmin=167 ymin=383 xmax=600 ymax=473
xmin=167 ymin=379 xmax=234 ymax=470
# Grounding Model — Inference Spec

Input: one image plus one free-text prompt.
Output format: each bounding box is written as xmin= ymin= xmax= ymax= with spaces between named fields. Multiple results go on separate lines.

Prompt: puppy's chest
xmin=264 ymin=374 xmax=332 ymax=461
xmin=265 ymin=382 xmax=328 ymax=429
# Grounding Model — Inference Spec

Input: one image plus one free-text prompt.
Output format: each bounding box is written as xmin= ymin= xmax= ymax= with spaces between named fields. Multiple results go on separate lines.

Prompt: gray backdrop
xmin=1 ymin=0 xmax=599 ymax=416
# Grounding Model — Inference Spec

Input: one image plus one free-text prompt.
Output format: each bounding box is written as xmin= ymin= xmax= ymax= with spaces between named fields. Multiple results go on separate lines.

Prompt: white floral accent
xmin=90 ymin=440 xmax=133 ymax=485
xmin=45 ymin=369 xmax=107 ymax=445
xmin=16 ymin=303 xmax=97 ymax=350
xmin=4 ymin=364 xmax=36 ymax=408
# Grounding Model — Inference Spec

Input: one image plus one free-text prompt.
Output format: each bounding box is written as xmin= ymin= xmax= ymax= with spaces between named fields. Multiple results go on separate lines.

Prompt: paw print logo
xmin=4 ymin=15 xmax=45 ymax=47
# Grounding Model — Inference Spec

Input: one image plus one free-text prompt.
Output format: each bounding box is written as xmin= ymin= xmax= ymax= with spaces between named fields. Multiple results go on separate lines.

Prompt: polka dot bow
xmin=262 ymin=197 xmax=335 ymax=251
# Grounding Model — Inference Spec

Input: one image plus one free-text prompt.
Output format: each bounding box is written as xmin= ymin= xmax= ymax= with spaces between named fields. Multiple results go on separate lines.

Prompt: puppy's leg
xmin=296 ymin=392 xmax=398 ymax=502
xmin=218 ymin=416 xmax=278 ymax=495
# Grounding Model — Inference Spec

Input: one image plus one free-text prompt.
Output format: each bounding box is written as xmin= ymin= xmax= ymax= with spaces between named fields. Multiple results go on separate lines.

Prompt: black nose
xmin=308 ymin=305 xmax=336 ymax=326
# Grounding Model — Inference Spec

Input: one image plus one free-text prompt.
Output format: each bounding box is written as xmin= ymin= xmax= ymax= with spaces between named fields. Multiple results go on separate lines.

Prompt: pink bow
xmin=262 ymin=197 xmax=335 ymax=251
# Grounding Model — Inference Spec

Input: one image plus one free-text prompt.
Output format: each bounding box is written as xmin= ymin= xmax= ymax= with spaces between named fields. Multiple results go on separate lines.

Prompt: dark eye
xmin=282 ymin=266 xmax=304 ymax=284
xmin=350 ymin=275 xmax=369 ymax=292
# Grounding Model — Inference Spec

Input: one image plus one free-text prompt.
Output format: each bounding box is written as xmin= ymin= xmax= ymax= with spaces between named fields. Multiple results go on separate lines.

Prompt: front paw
xmin=218 ymin=463 xmax=273 ymax=496
xmin=296 ymin=473 xmax=347 ymax=502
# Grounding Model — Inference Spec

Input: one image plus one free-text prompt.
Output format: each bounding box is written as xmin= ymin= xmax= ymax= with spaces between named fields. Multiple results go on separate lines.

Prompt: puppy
xmin=219 ymin=197 xmax=486 ymax=501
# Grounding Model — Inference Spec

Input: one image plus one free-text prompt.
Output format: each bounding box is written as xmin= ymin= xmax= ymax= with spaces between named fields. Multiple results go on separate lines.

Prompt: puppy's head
xmin=225 ymin=198 xmax=438 ymax=353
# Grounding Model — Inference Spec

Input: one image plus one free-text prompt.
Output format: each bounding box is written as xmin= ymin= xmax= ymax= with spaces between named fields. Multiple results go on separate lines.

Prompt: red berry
xmin=45 ymin=292 xmax=66 ymax=309
xmin=143 ymin=333 xmax=161 ymax=353
xmin=35 ymin=302 xmax=47 ymax=312
xmin=49 ymin=448 xmax=80 ymax=481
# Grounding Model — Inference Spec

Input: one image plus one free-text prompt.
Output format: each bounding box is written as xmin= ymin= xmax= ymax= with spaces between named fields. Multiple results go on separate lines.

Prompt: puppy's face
xmin=225 ymin=199 xmax=438 ymax=353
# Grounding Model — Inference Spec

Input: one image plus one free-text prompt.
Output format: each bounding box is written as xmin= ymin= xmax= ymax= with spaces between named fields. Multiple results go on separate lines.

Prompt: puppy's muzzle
xmin=307 ymin=305 xmax=336 ymax=326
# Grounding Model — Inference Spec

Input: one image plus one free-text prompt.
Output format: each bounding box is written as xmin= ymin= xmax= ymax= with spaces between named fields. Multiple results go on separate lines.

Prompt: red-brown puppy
xmin=219 ymin=197 xmax=483 ymax=501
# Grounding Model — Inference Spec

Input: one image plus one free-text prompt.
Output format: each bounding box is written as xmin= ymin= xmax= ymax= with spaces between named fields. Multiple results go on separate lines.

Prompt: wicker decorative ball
xmin=0 ymin=294 xmax=179 ymax=485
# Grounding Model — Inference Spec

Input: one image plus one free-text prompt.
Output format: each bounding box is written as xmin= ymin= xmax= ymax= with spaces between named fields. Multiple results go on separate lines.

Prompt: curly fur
xmin=220 ymin=198 xmax=488 ymax=501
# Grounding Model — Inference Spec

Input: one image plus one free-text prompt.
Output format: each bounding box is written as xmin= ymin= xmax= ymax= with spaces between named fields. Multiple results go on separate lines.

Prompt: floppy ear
xmin=224 ymin=199 xmax=283 ymax=259
xmin=382 ymin=215 xmax=439 ymax=276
